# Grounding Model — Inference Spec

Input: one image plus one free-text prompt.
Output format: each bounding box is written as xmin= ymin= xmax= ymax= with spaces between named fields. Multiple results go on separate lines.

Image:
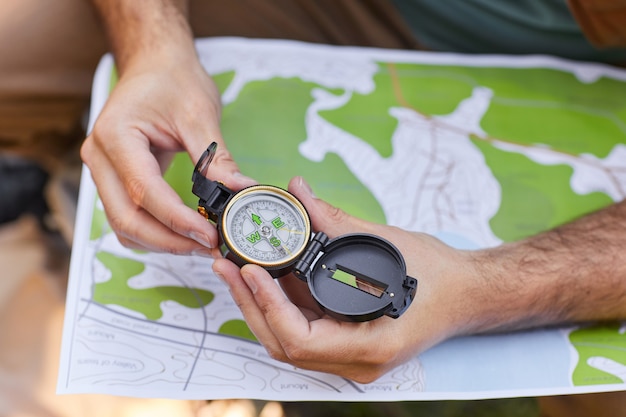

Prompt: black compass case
xmin=294 ymin=233 xmax=418 ymax=322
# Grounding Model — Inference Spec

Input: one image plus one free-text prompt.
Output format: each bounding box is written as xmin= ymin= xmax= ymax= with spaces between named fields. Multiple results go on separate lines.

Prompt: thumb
xmin=177 ymin=67 xmax=257 ymax=192
xmin=206 ymin=140 xmax=258 ymax=191
xmin=288 ymin=176 xmax=373 ymax=238
xmin=189 ymin=138 xmax=257 ymax=192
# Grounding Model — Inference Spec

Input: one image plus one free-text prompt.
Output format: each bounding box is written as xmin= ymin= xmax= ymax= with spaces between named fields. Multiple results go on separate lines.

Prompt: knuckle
xmin=125 ymin=175 xmax=148 ymax=207
xmin=79 ymin=138 xmax=93 ymax=163
xmin=109 ymin=219 xmax=140 ymax=250
xmin=160 ymin=243 xmax=185 ymax=255
xmin=107 ymin=211 xmax=131 ymax=237
xmin=325 ymin=205 xmax=349 ymax=226
xmin=213 ymin=148 xmax=236 ymax=168
xmin=85 ymin=120 xmax=110 ymax=149
xmin=115 ymin=235 xmax=136 ymax=249
xmin=351 ymin=368 xmax=386 ymax=385
xmin=106 ymin=210 xmax=145 ymax=250
xmin=281 ymin=340 xmax=311 ymax=363
xmin=265 ymin=346 xmax=289 ymax=363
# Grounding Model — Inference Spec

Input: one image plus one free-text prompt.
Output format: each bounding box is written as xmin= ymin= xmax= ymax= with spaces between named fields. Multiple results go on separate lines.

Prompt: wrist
xmin=400 ymin=237 xmax=488 ymax=346
xmin=409 ymin=242 xmax=535 ymax=341
xmin=462 ymin=242 xmax=571 ymax=334
xmin=93 ymin=0 xmax=196 ymax=74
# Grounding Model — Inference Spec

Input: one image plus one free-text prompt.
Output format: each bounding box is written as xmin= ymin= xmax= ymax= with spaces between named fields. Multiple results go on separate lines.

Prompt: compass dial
xmin=221 ymin=185 xmax=311 ymax=268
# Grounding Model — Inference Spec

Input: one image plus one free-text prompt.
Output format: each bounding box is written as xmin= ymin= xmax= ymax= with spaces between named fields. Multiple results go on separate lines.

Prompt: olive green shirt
xmin=392 ymin=0 xmax=626 ymax=63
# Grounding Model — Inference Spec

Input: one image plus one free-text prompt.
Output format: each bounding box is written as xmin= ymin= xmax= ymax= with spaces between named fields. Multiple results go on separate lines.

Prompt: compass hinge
xmin=192 ymin=177 xmax=233 ymax=222
xmin=293 ymin=232 xmax=329 ymax=281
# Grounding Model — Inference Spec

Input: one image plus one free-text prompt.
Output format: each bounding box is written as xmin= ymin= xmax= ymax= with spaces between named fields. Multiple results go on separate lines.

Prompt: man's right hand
xmin=83 ymin=0 xmax=256 ymax=254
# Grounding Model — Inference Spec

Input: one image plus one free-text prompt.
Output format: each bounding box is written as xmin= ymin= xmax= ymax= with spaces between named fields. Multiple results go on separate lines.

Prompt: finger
xmin=82 ymin=137 xmax=216 ymax=255
xmin=236 ymin=265 xmax=375 ymax=373
xmin=277 ymin=275 xmax=324 ymax=319
xmin=238 ymin=263 xmax=349 ymax=360
xmin=183 ymin=128 xmax=258 ymax=192
xmin=288 ymin=176 xmax=415 ymax=254
xmin=237 ymin=263 xmax=322 ymax=364
xmin=243 ymin=265 xmax=395 ymax=378
xmin=202 ymin=144 xmax=258 ymax=191
xmin=152 ymin=148 xmax=177 ymax=174
xmin=227 ymin=260 xmax=405 ymax=382
xmin=90 ymin=130 xmax=222 ymax=250
xmin=175 ymin=77 xmax=257 ymax=192
xmin=212 ymin=260 xmax=285 ymax=359
xmin=94 ymin=173 xmax=214 ymax=255
xmin=288 ymin=176 xmax=374 ymax=238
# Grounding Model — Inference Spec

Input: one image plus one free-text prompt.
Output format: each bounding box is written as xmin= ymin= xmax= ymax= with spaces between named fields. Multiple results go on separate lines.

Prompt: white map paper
xmin=58 ymin=38 xmax=626 ymax=401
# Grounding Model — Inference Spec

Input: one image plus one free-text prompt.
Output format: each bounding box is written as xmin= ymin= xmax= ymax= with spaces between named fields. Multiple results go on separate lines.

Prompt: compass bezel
xmin=219 ymin=184 xmax=312 ymax=271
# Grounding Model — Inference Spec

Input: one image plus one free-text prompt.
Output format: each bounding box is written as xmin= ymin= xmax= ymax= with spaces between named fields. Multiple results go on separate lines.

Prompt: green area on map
xmin=93 ymin=252 xmax=214 ymax=320
xmin=219 ymin=319 xmax=258 ymax=342
xmin=94 ymin=58 xmax=626 ymax=386
xmin=570 ymin=323 xmax=626 ymax=386
xmin=319 ymin=63 xmax=624 ymax=240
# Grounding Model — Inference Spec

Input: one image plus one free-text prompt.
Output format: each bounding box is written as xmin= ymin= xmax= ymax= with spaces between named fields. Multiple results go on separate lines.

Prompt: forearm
xmin=90 ymin=0 xmax=194 ymax=73
xmin=468 ymin=200 xmax=626 ymax=333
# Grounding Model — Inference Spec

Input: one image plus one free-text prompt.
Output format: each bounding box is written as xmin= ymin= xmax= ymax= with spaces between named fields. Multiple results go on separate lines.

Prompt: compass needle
xmin=280 ymin=244 xmax=292 ymax=255
xmin=278 ymin=227 xmax=306 ymax=234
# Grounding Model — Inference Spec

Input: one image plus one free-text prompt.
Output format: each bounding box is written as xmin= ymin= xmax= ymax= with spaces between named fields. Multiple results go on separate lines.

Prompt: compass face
xmin=221 ymin=185 xmax=311 ymax=268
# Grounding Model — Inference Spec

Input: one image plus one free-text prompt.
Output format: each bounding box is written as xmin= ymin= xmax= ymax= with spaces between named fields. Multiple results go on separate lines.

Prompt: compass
xmin=192 ymin=142 xmax=417 ymax=321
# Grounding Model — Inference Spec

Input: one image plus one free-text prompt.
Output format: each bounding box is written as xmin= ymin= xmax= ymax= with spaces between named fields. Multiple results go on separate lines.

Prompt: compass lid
xmin=302 ymin=233 xmax=417 ymax=322
xmin=192 ymin=142 xmax=217 ymax=184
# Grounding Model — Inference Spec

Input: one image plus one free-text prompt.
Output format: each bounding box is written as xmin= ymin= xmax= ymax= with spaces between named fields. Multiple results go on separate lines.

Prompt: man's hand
xmin=83 ymin=0 xmax=255 ymax=254
xmin=213 ymin=177 xmax=479 ymax=383
xmin=214 ymin=177 xmax=626 ymax=382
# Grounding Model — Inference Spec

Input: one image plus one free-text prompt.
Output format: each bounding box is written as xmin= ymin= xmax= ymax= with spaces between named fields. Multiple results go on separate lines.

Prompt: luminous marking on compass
xmin=278 ymin=228 xmax=306 ymax=234
xmin=246 ymin=231 xmax=261 ymax=243
xmin=272 ymin=217 xmax=285 ymax=229
xmin=329 ymin=265 xmax=387 ymax=298
xmin=223 ymin=187 xmax=310 ymax=266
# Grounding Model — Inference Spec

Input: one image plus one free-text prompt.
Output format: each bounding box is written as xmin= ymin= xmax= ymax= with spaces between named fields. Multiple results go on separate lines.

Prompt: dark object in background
xmin=0 ymin=155 xmax=49 ymax=225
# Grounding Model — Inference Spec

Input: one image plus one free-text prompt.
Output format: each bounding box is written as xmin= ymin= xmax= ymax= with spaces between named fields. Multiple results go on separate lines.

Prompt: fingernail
xmin=241 ymin=270 xmax=258 ymax=294
xmin=298 ymin=176 xmax=316 ymax=198
xmin=189 ymin=231 xmax=214 ymax=249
